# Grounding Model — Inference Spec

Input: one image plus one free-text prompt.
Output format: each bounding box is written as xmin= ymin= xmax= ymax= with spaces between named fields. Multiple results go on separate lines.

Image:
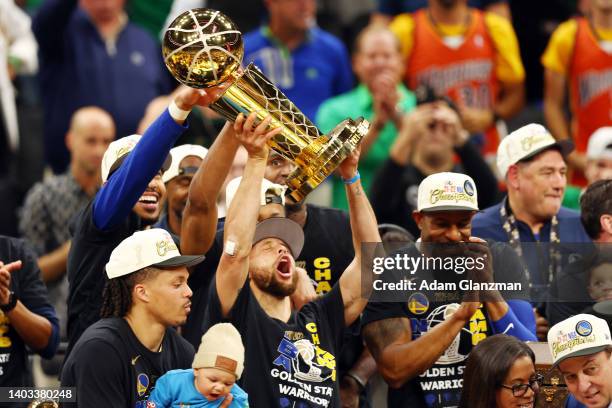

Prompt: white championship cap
xmin=417 ymin=172 xmax=479 ymax=213
xmin=162 ymin=144 xmax=208 ymax=183
xmin=587 ymin=127 xmax=612 ymax=160
xmin=100 ymin=135 xmax=172 ymax=183
xmin=497 ymin=123 xmax=573 ymax=179
xmin=547 ymin=313 xmax=612 ymax=367
xmin=225 ymin=176 xmax=286 ymax=210
xmin=105 ymin=228 xmax=204 ymax=279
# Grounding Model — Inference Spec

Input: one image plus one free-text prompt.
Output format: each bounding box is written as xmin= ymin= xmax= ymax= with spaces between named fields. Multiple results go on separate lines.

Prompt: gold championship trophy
xmin=162 ymin=9 xmax=369 ymax=202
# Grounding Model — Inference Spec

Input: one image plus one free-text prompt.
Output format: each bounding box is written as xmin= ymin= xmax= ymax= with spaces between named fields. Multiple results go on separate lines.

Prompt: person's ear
xmin=412 ymin=211 xmax=424 ymax=230
xmin=600 ymin=214 xmax=612 ymax=236
xmin=133 ymin=283 xmax=150 ymax=303
xmin=506 ymin=164 xmax=520 ymax=190
xmin=65 ymin=131 xmax=74 ymax=152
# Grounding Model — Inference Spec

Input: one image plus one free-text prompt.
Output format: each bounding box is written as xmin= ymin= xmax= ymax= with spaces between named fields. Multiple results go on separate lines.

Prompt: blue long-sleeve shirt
xmin=32 ymin=0 xmax=173 ymax=173
xmin=93 ymin=109 xmax=186 ymax=230
xmin=243 ymin=26 xmax=353 ymax=120
xmin=66 ymin=110 xmax=186 ymax=354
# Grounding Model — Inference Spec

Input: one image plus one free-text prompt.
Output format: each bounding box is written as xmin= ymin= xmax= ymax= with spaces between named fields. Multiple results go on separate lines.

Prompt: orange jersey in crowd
xmin=542 ymin=17 xmax=612 ymax=185
xmin=543 ymin=17 xmax=612 ymax=154
xmin=391 ymin=9 xmax=525 ymax=158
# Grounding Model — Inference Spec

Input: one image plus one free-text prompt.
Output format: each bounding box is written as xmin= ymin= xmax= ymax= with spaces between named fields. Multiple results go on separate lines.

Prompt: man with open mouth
xmin=202 ymin=112 xmax=382 ymax=407
xmin=65 ymin=84 xmax=227 ymax=359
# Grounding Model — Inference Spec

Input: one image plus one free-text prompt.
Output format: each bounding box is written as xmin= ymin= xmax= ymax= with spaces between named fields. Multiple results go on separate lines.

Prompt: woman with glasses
xmin=460 ymin=334 xmax=541 ymax=408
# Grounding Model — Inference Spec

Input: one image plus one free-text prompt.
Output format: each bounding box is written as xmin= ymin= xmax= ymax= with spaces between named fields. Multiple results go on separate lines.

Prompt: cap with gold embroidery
xmin=547 ymin=314 xmax=612 ymax=367
xmin=417 ymin=172 xmax=479 ymax=213
xmin=105 ymin=228 xmax=204 ymax=279
xmin=101 ymin=135 xmax=172 ymax=183
xmin=497 ymin=123 xmax=573 ymax=178
xmin=193 ymin=323 xmax=245 ymax=379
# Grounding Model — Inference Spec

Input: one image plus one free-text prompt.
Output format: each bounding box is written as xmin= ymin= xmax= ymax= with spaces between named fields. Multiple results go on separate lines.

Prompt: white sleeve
xmin=2 ymin=1 xmax=38 ymax=74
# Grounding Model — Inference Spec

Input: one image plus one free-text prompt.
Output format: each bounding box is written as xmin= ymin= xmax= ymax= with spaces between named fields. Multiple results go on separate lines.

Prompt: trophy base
xmin=286 ymin=117 xmax=370 ymax=202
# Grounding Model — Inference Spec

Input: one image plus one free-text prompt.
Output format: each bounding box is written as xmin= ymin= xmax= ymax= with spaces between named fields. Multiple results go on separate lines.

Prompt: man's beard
xmin=252 ymin=270 xmax=298 ymax=299
xmin=284 ymin=199 xmax=304 ymax=215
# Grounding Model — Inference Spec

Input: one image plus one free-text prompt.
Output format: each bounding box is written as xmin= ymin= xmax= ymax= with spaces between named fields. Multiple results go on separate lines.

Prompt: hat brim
xmin=553 ymin=345 xmax=611 ymax=368
xmin=420 ymin=205 xmax=479 ymax=213
xmin=519 ymin=139 xmax=574 ymax=164
xmin=253 ymin=217 xmax=304 ymax=258
xmin=153 ymin=254 xmax=205 ymax=269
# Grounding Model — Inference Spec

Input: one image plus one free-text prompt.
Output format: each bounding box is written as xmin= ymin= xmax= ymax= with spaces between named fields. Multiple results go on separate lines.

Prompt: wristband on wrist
xmin=345 ymin=372 xmax=366 ymax=391
xmin=342 ymin=170 xmax=360 ymax=185
xmin=0 ymin=291 xmax=17 ymax=313
xmin=168 ymin=100 xmax=191 ymax=121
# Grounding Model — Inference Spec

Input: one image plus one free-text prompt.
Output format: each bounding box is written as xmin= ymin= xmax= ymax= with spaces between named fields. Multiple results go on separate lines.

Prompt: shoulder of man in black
xmin=60 ymin=318 xmax=132 ymax=407
xmin=305 ymin=204 xmax=351 ymax=233
xmin=361 ymin=243 xmax=420 ymax=328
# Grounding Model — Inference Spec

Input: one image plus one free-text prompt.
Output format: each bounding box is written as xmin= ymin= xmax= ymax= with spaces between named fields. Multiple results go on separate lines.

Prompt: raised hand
xmin=219 ymin=393 xmax=234 ymax=408
xmin=337 ymin=146 xmax=361 ymax=181
xmin=0 ymin=261 xmax=21 ymax=305
xmin=233 ymin=112 xmax=282 ymax=160
xmin=173 ymin=83 xmax=231 ymax=111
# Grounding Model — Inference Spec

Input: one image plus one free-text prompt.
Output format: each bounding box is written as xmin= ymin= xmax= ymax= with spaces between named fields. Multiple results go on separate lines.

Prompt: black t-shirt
xmin=296 ymin=205 xmax=364 ymax=375
xmin=183 ymin=206 xmax=356 ymax=351
xmin=0 ymin=236 xmax=58 ymax=389
xmin=61 ymin=317 xmax=194 ymax=408
xmin=66 ymin=202 xmax=141 ymax=356
xmin=297 ymin=204 xmax=354 ymax=295
xmin=362 ymin=241 xmax=529 ymax=408
xmin=181 ymin=230 xmax=223 ymax=348
xmin=205 ymin=279 xmax=346 ymax=408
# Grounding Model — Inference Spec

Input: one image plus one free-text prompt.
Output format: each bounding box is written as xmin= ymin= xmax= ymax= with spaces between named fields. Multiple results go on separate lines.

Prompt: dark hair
xmin=100 ymin=267 xmax=161 ymax=318
xmin=413 ymin=84 xmax=459 ymax=113
xmin=459 ymin=334 xmax=536 ymax=408
xmin=581 ymin=179 xmax=612 ymax=239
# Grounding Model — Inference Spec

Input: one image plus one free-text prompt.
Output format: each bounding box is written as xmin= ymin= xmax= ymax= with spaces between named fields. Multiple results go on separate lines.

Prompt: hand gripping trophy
xmin=162 ymin=9 xmax=369 ymax=202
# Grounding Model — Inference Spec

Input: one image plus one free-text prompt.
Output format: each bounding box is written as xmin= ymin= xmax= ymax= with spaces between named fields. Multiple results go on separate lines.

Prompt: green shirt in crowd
xmin=563 ymin=185 xmax=582 ymax=210
xmin=127 ymin=0 xmax=173 ymax=39
xmin=315 ymin=84 xmax=416 ymax=210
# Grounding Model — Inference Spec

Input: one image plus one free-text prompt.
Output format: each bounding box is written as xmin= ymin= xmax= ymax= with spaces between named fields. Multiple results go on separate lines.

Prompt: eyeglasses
xmin=501 ymin=374 xmax=543 ymax=397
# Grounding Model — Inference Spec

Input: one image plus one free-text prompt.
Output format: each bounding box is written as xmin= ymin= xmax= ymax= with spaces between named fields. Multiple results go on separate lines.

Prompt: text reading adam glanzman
xmin=370 ymin=253 xmax=522 ymax=292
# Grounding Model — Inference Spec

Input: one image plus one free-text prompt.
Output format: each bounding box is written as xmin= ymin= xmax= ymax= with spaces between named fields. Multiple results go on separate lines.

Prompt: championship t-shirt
xmin=66 ymin=202 xmax=142 ymax=357
xmin=61 ymin=317 xmax=194 ymax=408
xmin=362 ymin=241 xmax=529 ymax=408
xmin=205 ymin=279 xmax=346 ymax=408
xmin=296 ymin=205 xmax=354 ymax=295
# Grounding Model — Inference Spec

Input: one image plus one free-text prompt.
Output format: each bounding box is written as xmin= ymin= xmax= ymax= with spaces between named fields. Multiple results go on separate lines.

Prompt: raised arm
xmin=181 ymin=123 xmax=240 ymax=255
xmin=215 ymin=114 xmax=281 ymax=316
xmin=337 ymin=150 xmax=383 ymax=326
xmin=362 ymin=303 xmax=479 ymax=388
xmin=93 ymin=86 xmax=225 ymax=230
xmin=32 ymin=0 xmax=77 ymax=60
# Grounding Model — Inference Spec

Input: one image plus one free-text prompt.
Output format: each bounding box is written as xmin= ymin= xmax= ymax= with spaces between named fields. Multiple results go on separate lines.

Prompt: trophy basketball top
xmin=162 ymin=9 xmax=244 ymax=88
